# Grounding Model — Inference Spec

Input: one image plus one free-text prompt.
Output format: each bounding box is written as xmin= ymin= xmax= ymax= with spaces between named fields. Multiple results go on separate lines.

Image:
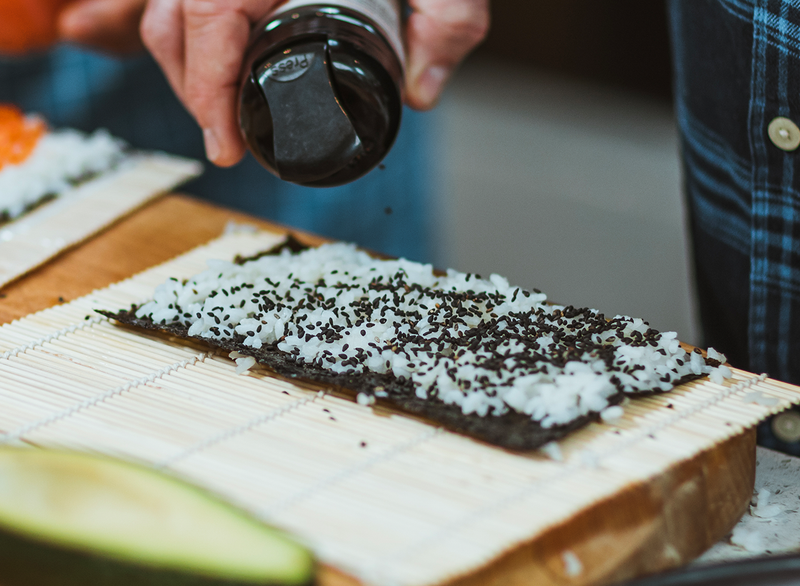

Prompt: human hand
xmin=404 ymin=0 xmax=489 ymax=110
xmin=140 ymin=0 xmax=490 ymax=167
xmin=140 ymin=0 xmax=283 ymax=167
xmin=57 ymin=0 xmax=146 ymax=53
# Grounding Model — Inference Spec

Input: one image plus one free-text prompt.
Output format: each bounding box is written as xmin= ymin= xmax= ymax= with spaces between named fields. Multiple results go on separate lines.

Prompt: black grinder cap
xmin=239 ymin=8 xmax=403 ymax=187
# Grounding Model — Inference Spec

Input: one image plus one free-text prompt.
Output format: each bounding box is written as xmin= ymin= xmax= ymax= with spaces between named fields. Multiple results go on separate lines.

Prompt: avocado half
xmin=0 ymin=447 xmax=315 ymax=586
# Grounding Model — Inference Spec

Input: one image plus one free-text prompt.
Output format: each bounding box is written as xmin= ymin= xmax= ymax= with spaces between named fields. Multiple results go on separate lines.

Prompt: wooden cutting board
xmin=0 ymin=194 xmax=760 ymax=586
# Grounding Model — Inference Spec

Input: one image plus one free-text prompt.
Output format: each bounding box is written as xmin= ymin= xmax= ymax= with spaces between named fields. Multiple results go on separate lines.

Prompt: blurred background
xmin=2 ymin=0 xmax=691 ymax=343
xmin=430 ymin=0 xmax=697 ymax=343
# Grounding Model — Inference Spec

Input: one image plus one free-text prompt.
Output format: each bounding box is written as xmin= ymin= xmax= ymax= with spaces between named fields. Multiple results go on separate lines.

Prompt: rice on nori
xmin=101 ymin=241 xmax=731 ymax=450
xmin=0 ymin=105 xmax=125 ymax=225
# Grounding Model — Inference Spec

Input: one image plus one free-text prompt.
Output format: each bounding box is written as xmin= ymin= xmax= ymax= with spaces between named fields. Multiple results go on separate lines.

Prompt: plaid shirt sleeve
xmin=670 ymin=0 xmax=800 ymax=386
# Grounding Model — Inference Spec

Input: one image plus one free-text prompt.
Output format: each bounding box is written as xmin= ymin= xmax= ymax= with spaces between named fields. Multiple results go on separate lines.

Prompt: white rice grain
xmin=600 ymin=405 xmax=625 ymax=423
xmin=562 ymin=551 xmax=583 ymax=577
xmin=540 ymin=442 xmax=563 ymax=462
xmin=731 ymin=526 xmax=766 ymax=554
xmin=356 ymin=393 xmax=375 ymax=406
xmin=234 ymin=356 xmax=256 ymax=375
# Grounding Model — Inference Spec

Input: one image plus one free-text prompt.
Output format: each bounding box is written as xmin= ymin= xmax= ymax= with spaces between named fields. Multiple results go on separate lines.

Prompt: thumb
xmin=58 ymin=0 xmax=146 ymax=53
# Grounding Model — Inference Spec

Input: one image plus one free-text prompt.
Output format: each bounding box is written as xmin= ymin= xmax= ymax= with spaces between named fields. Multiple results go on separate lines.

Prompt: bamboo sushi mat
xmin=2 ymin=230 xmax=800 ymax=586
xmin=0 ymin=153 xmax=202 ymax=289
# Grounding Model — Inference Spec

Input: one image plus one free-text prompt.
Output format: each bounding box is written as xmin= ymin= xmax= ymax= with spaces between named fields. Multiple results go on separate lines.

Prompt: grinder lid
xmin=240 ymin=30 xmax=401 ymax=188
xmin=253 ymin=41 xmax=363 ymax=184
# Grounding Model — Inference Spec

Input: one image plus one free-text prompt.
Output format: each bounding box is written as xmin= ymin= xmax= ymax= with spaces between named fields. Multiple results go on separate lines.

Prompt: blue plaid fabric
xmin=670 ymin=0 xmax=800 ymax=385
xmin=670 ymin=0 xmax=800 ymax=454
xmin=0 ymin=45 xmax=434 ymax=263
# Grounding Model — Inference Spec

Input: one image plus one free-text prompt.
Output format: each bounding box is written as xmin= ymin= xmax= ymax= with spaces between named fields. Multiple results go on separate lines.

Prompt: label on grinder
xmin=273 ymin=0 xmax=404 ymax=67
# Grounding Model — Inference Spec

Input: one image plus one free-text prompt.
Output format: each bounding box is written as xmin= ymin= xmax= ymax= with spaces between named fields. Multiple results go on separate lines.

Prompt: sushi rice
xmin=134 ymin=243 xmax=733 ymax=428
xmin=0 ymin=125 xmax=125 ymax=222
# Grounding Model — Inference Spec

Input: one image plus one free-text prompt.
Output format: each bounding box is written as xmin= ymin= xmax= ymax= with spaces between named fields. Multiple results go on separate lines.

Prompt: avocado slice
xmin=0 ymin=447 xmax=315 ymax=585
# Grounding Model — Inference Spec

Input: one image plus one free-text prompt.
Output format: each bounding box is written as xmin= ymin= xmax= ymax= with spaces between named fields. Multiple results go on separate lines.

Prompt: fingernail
xmin=417 ymin=66 xmax=449 ymax=107
xmin=203 ymin=128 xmax=220 ymax=163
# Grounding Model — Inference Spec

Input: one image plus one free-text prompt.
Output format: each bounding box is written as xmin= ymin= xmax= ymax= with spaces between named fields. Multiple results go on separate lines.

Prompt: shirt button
xmin=768 ymin=116 xmax=800 ymax=151
xmin=772 ymin=409 xmax=800 ymax=443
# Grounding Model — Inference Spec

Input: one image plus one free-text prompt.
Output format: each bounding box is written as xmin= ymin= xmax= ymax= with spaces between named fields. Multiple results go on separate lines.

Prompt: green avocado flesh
xmin=0 ymin=447 xmax=314 ymax=585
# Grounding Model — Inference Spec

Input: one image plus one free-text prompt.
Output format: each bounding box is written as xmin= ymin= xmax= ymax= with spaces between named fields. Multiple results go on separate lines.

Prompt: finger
xmin=405 ymin=0 xmax=489 ymax=110
xmin=58 ymin=0 xmax=147 ymax=53
xmin=182 ymin=0 xmax=277 ymax=166
xmin=140 ymin=0 xmax=186 ymax=98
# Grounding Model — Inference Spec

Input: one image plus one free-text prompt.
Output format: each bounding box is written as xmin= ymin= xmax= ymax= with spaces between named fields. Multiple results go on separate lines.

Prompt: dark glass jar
xmin=239 ymin=2 xmax=404 ymax=187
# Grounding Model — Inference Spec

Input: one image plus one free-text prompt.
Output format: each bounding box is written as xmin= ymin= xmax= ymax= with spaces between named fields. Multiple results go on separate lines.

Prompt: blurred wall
xmin=433 ymin=1 xmax=701 ymax=343
xmin=477 ymin=0 xmax=673 ymax=100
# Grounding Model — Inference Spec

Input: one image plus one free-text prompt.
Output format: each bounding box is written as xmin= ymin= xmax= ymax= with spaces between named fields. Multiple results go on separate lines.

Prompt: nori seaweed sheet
xmin=97 ymin=236 xmax=710 ymax=452
xmin=99 ymin=308 xmax=623 ymax=450
xmin=0 ymin=194 xmax=56 ymax=227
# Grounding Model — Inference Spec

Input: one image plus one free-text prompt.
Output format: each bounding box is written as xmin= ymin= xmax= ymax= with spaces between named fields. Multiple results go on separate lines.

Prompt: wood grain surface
xmin=0 ymin=193 xmax=757 ymax=586
xmin=313 ymin=430 xmax=756 ymax=586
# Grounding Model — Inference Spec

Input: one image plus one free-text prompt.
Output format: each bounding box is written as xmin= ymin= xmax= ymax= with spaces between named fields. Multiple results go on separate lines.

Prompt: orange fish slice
xmin=0 ymin=105 xmax=47 ymax=170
